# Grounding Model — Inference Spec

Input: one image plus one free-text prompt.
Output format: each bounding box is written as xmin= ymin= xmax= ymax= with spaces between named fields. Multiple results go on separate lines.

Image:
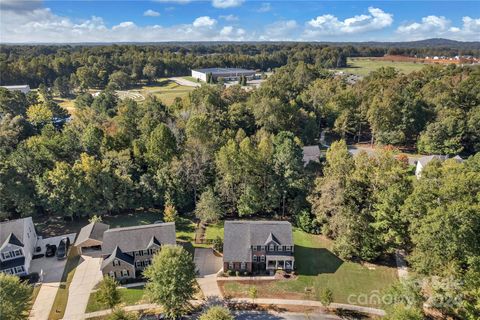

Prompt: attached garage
xmin=74 ymin=221 xmax=109 ymax=255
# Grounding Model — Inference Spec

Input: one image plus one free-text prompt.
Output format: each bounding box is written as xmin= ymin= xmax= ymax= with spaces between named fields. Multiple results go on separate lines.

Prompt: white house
xmin=1 ymin=85 xmax=31 ymax=94
xmin=0 ymin=217 xmax=38 ymax=276
xmin=415 ymin=155 xmax=463 ymax=179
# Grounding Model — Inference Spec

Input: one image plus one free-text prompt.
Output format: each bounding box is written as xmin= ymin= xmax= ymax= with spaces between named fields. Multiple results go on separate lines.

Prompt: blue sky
xmin=0 ymin=0 xmax=479 ymax=43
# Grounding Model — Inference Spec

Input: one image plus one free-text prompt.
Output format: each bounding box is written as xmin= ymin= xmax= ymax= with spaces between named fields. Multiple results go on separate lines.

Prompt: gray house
xmin=223 ymin=221 xmax=294 ymax=274
xmin=0 ymin=217 xmax=38 ymax=276
xmin=75 ymin=222 xmax=176 ymax=279
xmin=415 ymin=155 xmax=463 ymax=179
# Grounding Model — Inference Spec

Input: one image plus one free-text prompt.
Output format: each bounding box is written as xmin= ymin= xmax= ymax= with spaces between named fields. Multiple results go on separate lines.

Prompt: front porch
xmin=266 ymin=256 xmax=294 ymax=270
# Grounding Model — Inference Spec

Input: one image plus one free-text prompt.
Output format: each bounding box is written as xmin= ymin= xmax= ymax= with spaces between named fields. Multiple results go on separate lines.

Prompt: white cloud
xmin=192 ymin=16 xmax=216 ymax=28
xmin=112 ymin=21 xmax=136 ymax=30
xmin=261 ymin=20 xmax=298 ymax=41
xmin=0 ymin=8 xmax=248 ymax=43
xmin=219 ymin=14 xmax=238 ymax=22
xmin=144 ymin=9 xmax=160 ymax=17
xmin=257 ymin=2 xmax=271 ymax=13
xmin=212 ymin=0 xmax=244 ymax=9
xmin=396 ymin=15 xmax=480 ymax=40
xmin=305 ymin=7 xmax=393 ymax=38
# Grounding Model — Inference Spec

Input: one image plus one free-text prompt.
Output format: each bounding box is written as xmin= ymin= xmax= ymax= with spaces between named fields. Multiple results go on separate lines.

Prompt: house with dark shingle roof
xmin=223 ymin=221 xmax=294 ymax=274
xmin=0 ymin=217 xmax=38 ymax=276
xmin=74 ymin=221 xmax=110 ymax=254
xmin=75 ymin=222 xmax=176 ymax=279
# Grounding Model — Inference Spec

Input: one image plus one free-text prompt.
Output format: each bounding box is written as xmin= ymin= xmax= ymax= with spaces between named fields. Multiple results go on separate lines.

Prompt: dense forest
xmin=0 ymin=43 xmax=479 ymax=319
xmin=1 ymin=42 xmax=479 ymax=87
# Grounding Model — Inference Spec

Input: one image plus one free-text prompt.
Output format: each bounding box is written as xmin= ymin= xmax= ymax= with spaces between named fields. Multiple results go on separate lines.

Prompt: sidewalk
xmin=230 ymin=298 xmax=386 ymax=317
xmin=84 ymin=298 xmax=386 ymax=318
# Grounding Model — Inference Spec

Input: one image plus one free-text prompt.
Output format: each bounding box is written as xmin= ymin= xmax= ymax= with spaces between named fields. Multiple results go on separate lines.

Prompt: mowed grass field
xmin=139 ymin=79 xmax=195 ymax=105
xmin=221 ymin=229 xmax=399 ymax=308
xmin=341 ymin=57 xmax=427 ymax=76
xmin=86 ymin=286 xmax=146 ymax=313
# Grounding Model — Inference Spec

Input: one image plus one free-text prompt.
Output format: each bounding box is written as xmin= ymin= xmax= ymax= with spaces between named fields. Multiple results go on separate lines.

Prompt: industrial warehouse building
xmin=191 ymin=68 xmax=256 ymax=82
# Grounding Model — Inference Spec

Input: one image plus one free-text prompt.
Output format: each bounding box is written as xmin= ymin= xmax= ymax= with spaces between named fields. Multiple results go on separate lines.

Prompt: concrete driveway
xmin=194 ymin=248 xmax=223 ymax=277
xmin=29 ymin=233 xmax=76 ymax=320
xmin=63 ymin=255 xmax=103 ymax=320
xmin=194 ymin=248 xmax=223 ymax=299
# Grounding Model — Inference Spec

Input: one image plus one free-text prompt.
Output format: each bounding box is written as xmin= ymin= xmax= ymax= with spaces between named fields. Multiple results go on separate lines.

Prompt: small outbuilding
xmin=74 ymin=221 xmax=110 ymax=254
xmin=1 ymin=85 xmax=31 ymax=94
xmin=302 ymin=145 xmax=321 ymax=166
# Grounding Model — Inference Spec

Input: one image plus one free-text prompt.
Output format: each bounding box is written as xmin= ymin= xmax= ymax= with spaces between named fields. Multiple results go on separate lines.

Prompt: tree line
xmin=0 ymin=56 xmax=479 ymax=319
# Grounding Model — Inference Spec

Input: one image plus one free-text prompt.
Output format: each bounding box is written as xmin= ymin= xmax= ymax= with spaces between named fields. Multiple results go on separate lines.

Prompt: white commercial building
xmin=191 ymin=68 xmax=256 ymax=82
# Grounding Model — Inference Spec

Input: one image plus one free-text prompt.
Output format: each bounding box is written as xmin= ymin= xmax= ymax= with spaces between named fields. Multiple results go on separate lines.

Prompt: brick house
xmin=223 ymin=221 xmax=294 ymax=274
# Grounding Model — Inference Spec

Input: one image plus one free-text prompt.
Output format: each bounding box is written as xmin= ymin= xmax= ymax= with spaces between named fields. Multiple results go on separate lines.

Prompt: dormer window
xmin=269 ymin=244 xmax=274 ymax=251
xmin=113 ymin=259 xmax=121 ymax=266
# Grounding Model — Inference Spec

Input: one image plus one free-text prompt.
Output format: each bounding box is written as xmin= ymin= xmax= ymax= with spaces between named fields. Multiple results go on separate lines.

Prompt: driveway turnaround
xmin=194 ymin=248 xmax=223 ymax=298
xmin=63 ymin=255 xmax=103 ymax=320
xmin=29 ymin=233 xmax=76 ymax=320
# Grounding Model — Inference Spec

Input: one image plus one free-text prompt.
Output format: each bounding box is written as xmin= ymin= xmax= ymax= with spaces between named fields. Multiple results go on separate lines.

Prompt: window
xmin=260 ymin=255 xmax=265 ymax=262
xmin=4 ymin=269 xmax=12 ymax=274
xmin=286 ymin=246 xmax=292 ymax=251
xmin=240 ymin=262 xmax=246 ymax=270
xmin=253 ymin=255 xmax=257 ymax=262
xmin=138 ymin=250 xmax=144 ymax=256
xmin=143 ymin=250 xmax=148 ymax=255
xmin=269 ymin=244 xmax=274 ymax=251
xmin=2 ymin=252 xmax=12 ymax=259
xmin=109 ymin=271 xmax=115 ymax=277
xmin=121 ymin=269 xmax=129 ymax=277
xmin=135 ymin=261 xmax=142 ymax=268
xmin=252 ymin=246 xmax=257 ymax=251
xmin=257 ymin=245 xmax=262 ymax=251
xmin=228 ymin=262 xmax=233 ymax=269
xmin=14 ymin=249 xmax=22 ymax=257
xmin=113 ymin=259 xmax=120 ymax=267
xmin=15 ymin=266 xmax=24 ymax=274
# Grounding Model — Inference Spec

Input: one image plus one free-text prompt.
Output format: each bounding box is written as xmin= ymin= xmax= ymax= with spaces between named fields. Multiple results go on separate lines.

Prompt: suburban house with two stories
xmin=75 ymin=222 xmax=176 ymax=279
xmin=0 ymin=217 xmax=38 ymax=276
xmin=223 ymin=221 xmax=294 ymax=274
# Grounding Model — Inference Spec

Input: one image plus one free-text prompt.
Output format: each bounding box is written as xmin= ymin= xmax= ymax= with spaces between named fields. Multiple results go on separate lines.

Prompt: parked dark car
xmin=56 ymin=237 xmax=70 ymax=260
xmin=45 ymin=244 xmax=57 ymax=257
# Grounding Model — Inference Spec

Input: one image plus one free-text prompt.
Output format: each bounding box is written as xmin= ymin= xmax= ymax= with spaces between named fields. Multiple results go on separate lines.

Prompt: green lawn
xmin=182 ymin=76 xmax=201 ymax=83
xmin=222 ymin=229 xmax=398 ymax=308
xmin=48 ymin=247 xmax=81 ymax=319
xmin=86 ymin=286 xmax=146 ymax=313
xmin=140 ymin=79 xmax=195 ymax=105
xmin=205 ymin=221 xmax=224 ymax=241
xmin=340 ymin=57 xmax=426 ymax=76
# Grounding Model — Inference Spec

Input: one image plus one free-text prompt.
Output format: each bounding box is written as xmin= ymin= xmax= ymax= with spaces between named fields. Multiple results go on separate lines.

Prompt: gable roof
xmin=101 ymin=246 xmax=134 ymax=269
xmin=223 ymin=221 xmax=293 ymax=263
xmin=0 ymin=218 xmax=32 ymax=250
xmin=101 ymin=222 xmax=176 ymax=254
xmin=302 ymin=145 xmax=321 ymax=164
xmin=74 ymin=222 xmax=110 ymax=246
xmin=417 ymin=155 xmax=464 ymax=168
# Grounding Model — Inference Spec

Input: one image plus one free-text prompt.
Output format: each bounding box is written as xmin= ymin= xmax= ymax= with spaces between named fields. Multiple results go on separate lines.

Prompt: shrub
xmin=235 ymin=271 xmax=240 ymax=277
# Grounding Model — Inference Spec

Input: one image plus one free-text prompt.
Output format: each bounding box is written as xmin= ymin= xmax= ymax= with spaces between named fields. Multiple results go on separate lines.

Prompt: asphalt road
xmin=233 ymin=311 xmax=341 ymax=320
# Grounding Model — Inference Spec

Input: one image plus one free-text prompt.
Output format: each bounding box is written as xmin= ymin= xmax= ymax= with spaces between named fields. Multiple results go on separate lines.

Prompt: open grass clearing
xmin=48 ymin=247 xmax=81 ymax=320
xmin=205 ymin=221 xmax=224 ymax=241
xmin=340 ymin=57 xmax=427 ymax=76
xmin=139 ymin=79 xmax=195 ymax=105
xmin=221 ymin=229 xmax=398 ymax=308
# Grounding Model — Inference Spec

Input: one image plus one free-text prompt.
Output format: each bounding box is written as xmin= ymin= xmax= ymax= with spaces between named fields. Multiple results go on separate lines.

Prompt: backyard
xmin=340 ymin=57 xmax=427 ymax=76
xmin=220 ymin=229 xmax=399 ymax=308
